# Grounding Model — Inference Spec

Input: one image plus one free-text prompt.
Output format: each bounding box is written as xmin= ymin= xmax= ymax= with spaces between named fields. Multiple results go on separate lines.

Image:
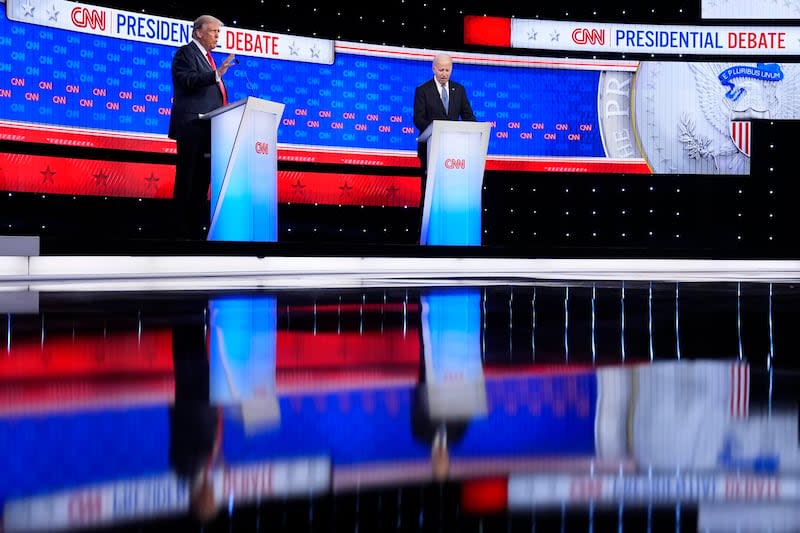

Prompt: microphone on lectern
xmin=233 ymin=58 xmax=258 ymax=98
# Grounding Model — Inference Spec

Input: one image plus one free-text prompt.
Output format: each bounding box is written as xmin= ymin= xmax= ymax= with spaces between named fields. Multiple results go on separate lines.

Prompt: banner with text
xmin=6 ymin=0 xmax=334 ymax=64
xmin=465 ymin=17 xmax=800 ymax=56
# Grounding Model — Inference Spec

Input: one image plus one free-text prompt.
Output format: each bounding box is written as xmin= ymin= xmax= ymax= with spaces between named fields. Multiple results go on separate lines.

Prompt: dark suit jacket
xmin=168 ymin=42 xmax=226 ymax=142
xmin=413 ymin=78 xmax=476 ymax=162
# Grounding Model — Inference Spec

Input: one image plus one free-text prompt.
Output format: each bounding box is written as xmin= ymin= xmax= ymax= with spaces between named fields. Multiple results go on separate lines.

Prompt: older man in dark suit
xmin=412 ymin=53 xmax=476 ymax=241
xmin=168 ymin=15 xmax=235 ymax=239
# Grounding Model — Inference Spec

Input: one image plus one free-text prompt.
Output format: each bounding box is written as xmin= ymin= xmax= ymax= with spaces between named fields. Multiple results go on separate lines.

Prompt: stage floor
xmin=1 ymin=236 xmax=800 ymax=532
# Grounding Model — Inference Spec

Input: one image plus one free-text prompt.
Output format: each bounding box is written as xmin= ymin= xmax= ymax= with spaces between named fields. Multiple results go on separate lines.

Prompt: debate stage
xmin=4 ymin=235 xmax=800 ymax=290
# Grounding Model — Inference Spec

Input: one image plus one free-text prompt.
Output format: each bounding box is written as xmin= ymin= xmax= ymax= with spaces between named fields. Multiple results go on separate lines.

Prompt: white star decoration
xmin=47 ymin=4 xmax=59 ymax=22
xmin=21 ymin=0 xmax=36 ymax=17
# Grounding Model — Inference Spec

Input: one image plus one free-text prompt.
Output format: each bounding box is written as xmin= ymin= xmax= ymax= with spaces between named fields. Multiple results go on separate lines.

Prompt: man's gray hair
xmin=192 ymin=15 xmax=222 ymax=31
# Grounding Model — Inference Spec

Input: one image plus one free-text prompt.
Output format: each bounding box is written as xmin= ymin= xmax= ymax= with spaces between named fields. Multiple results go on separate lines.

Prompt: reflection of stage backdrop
xmin=628 ymin=361 xmax=800 ymax=473
xmin=0 ymin=372 xmax=598 ymax=505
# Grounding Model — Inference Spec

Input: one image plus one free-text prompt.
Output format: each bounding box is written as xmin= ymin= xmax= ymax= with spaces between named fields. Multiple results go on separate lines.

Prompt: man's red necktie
xmin=206 ymin=50 xmax=228 ymax=106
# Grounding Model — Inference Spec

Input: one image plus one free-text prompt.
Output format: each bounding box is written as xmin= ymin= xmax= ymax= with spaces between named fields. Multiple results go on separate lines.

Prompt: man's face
xmin=196 ymin=21 xmax=221 ymax=51
xmin=433 ymin=59 xmax=452 ymax=85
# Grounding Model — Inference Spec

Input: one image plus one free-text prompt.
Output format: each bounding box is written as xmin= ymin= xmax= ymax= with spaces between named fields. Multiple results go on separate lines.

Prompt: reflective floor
xmin=1 ymin=281 xmax=799 ymax=532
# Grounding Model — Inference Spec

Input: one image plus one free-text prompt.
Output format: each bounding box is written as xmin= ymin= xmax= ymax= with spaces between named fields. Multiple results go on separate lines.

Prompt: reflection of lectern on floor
xmin=421 ymin=288 xmax=487 ymax=420
xmin=209 ymin=295 xmax=280 ymax=434
xmin=201 ymin=97 xmax=285 ymax=242
xmin=418 ymin=121 xmax=491 ymax=246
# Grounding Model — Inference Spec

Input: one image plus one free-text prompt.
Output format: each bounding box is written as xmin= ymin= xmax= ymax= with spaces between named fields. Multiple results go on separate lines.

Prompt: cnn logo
xmin=571 ymin=28 xmax=605 ymax=45
xmin=444 ymin=158 xmax=465 ymax=169
xmin=255 ymin=141 xmax=269 ymax=154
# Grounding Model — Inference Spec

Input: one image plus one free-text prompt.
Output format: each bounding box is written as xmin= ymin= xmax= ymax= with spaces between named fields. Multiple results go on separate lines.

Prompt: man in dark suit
xmin=168 ymin=15 xmax=235 ymax=239
xmin=412 ymin=53 xmax=476 ymax=241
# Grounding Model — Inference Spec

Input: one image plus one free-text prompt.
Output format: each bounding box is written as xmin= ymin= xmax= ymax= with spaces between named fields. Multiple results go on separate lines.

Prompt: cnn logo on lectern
xmin=444 ymin=158 xmax=465 ymax=169
xmin=255 ymin=141 xmax=269 ymax=155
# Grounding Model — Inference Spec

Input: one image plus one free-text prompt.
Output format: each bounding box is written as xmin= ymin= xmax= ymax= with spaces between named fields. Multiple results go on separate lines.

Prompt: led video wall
xmin=2 ymin=0 xmax=799 ymax=201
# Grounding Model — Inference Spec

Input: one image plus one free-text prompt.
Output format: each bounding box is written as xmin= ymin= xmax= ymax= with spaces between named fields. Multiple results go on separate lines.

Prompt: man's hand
xmin=218 ymin=54 xmax=236 ymax=76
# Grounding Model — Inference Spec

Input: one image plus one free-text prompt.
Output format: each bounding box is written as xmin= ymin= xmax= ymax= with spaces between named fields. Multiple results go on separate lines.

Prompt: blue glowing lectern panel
xmin=419 ymin=121 xmax=491 ymax=246
xmin=205 ymin=97 xmax=285 ymax=242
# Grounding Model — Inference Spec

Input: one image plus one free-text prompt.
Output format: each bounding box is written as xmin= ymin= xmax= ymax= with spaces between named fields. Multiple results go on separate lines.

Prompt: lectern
xmin=202 ymin=97 xmax=285 ymax=242
xmin=418 ymin=120 xmax=491 ymax=246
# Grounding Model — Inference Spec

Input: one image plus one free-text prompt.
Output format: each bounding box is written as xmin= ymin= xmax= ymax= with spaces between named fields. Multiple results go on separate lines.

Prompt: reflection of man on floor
xmin=168 ymin=302 xmax=222 ymax=523
xmin=411 ymin=363 xmax=469 ymax=481
xmin=411 ymin=288 xmax=487 ymax=481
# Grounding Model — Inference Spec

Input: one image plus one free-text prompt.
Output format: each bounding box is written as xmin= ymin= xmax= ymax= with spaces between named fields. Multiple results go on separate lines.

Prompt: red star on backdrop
xmin=40 ymin=165 xmax=56 ymax=184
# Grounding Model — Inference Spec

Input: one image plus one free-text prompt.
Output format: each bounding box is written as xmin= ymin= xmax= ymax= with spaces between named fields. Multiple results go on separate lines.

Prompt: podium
xmin=201 ymin=97 xmax=285 ymax=242
xmin=418 ymin=120 xmax=491 ymax=246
